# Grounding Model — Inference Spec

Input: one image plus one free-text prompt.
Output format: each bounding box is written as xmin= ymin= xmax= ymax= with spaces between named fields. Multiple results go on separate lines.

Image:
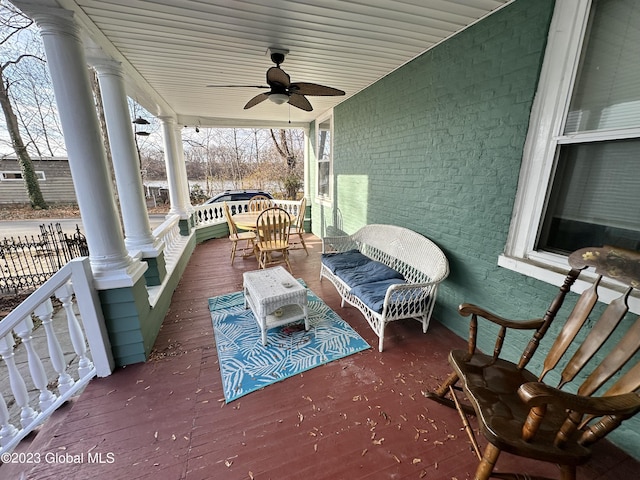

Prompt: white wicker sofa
xmin=320 ymin=224 xmax=449 ymax=352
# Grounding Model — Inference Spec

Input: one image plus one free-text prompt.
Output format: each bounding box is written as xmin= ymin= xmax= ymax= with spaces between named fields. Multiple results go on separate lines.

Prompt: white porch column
xmin=159 ymin=116 xmax=190 ymax=219
xmin=90 ymin=58 xmax=164 ymax=257
xmin=174 ymin=124 xmax=193 ymax=214
xmin=25 ymin=7 xmax=146 ymax=289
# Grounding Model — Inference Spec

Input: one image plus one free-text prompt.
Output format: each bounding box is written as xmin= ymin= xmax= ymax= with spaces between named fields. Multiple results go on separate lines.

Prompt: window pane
xmin=318 ymin=128 xmax=330 ymax=161
xmin=564 ymin=0 xmax=640 ymax=134
xmin=538 ymin=138 xmax=640 ymax=254
xmin=318 ymin=162 xmax=330 ymax=197
xmin=317 ymin=117 xmax=331 ymax=198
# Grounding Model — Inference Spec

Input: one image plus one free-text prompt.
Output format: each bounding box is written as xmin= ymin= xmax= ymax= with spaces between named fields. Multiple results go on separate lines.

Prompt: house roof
xmin=37 ymin=0 xmax=512 ymax=128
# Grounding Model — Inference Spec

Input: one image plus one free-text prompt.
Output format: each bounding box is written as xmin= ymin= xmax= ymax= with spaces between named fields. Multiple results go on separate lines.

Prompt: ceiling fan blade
xmin=266 ymin=67 xmax=290 ymax=87
xmin=288 ymin=93 xmax=313 ymax=112
xmin=206 ymin=84 xmax=269 ymax=88
xmin=290 ymin=82 xmax=345 ymax=96
xmin=244 ymin=93 xmax=270 ymax=109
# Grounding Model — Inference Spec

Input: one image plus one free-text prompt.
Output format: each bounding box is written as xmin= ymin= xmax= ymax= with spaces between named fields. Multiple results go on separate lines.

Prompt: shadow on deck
xmin=2 ymin=234 xmax=638 ymax=479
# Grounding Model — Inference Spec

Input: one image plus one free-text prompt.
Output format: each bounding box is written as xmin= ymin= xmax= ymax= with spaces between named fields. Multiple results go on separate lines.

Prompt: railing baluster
xmin=34 ymin=299 xmax=75 ymax=395
xmin=56 ymin=282 xmax=94 ymax=378
xmin=15 ymin=315 xmax=58 ymax=411
xmin=0 ymin=333 xmax=38 ymax=428
xmin=0 ymin=390 xmax=19 ymax=448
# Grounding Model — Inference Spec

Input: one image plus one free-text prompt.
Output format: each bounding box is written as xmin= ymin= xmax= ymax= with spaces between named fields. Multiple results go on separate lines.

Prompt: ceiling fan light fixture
xmin=269 ymin=93 xmax=289 ymax=105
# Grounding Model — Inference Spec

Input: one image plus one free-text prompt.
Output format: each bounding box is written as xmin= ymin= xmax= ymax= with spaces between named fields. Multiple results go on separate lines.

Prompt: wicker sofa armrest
xmin=321 ymin=235 xmax=359 ymax=253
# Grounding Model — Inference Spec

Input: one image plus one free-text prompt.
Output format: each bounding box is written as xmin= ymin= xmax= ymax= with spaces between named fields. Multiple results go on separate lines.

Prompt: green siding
xmin=309 ymin=0 xmax=640 ymax=458
xmin=179 ymin=216 xmax=192 ymax=236
xmin=99 ymin=277 xmax=151 ymax=367
xmin=141 ymin=235 xmax=197 ymax=356
xmin=143 ymin=253 xmax=167 ymax=286
xmin=98 ymin=235 xmax=197 ymax=367
xmin=195 ymin=223 xmax=228 ymax=243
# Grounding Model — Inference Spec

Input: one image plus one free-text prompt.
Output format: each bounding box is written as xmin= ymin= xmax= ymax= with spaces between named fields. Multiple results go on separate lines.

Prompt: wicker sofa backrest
xmin=350 ymin=224 xmax=449 ymax=284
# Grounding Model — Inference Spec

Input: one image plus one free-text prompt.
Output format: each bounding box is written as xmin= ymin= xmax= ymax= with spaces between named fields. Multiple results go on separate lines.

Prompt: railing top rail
xmin=152 ymin=213 xmax=181 ymax=238
xmin=0 ymin=259 xmax=79 ymax=339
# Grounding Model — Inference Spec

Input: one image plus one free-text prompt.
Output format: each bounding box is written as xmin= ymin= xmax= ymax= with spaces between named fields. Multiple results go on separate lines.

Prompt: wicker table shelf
xmin=243 ymin=266 xmax=309 ymax=345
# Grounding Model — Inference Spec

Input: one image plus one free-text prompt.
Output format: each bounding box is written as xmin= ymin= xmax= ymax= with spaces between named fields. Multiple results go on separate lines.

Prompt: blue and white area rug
xmin=209 ymin=283 xmax=370 ymax=402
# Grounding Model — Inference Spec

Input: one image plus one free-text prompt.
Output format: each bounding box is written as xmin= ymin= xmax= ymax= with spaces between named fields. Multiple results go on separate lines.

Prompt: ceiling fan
xmin=207 ymin=49 xmax=345 ymax=111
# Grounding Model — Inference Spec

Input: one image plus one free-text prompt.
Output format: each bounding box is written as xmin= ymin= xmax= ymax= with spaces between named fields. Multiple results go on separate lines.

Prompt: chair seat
xmin=232 ymin=231 xmax=256 ymax=241
xmin=257 ymin=239 xmax=289 ymax=250
xmin=450 ymin=349 xmax=592 ymax=465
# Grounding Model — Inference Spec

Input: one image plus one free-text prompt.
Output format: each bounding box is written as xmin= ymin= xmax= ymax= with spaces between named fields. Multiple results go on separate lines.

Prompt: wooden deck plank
xmin=2 ymin=233 xmax=638 ymax=480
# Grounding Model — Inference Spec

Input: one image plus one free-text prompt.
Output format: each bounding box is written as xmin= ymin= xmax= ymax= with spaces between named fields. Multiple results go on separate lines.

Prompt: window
xmin=0 ymin=171 xmax=46 ymax=181
xmin=316 ymin=112 xmax=333 ymax=202
xmin=539 ymin=138 xmax=640 ymax=253
xmin=500 ymin=0 xmax=640 ymax=309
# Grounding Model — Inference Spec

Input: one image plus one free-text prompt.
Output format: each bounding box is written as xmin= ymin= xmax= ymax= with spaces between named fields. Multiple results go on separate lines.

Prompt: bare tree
xmin=0 ymin=2 xmax=47 ymax=208
xmin=178 ymin=127 xmax=304 ymax=198
xmin=270 ymin=129 xmax=303 ymax=199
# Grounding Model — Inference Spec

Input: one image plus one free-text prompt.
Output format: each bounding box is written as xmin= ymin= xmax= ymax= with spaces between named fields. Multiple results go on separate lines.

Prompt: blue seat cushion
xmin=335 ymin=260 xmax=404 ymax=289
xmin=321 ymin=249 xmax=371 ymax=273
xmin=349 ymin=279 xmax=407 ymax=313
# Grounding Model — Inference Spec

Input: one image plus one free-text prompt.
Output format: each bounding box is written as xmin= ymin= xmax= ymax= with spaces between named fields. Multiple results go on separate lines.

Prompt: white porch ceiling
xmin=61 ymin=0 xmax=512 ymax=127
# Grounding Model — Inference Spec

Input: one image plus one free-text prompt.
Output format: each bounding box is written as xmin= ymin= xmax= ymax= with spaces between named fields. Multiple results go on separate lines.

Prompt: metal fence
xmin=0 ymin=223 xmax=88 ymax=293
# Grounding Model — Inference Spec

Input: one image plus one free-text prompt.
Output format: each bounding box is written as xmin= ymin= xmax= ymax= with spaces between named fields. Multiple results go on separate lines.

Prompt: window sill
xmin=314 ymin=195 xmax=332 ymax=207
xmin=498 ymin=253 xmax=640 ymax=314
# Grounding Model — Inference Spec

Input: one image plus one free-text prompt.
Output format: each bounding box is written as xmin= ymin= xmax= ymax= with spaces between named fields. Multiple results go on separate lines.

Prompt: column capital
xmin=18 ymin=4 xmax=80 ymax=38
xmin=88 ymin=57 xmax=124 ymax=77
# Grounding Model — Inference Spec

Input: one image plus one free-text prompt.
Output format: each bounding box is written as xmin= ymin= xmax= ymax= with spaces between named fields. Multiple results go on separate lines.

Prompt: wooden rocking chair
xmin=425 ymin=246 xmax=640 ymax=480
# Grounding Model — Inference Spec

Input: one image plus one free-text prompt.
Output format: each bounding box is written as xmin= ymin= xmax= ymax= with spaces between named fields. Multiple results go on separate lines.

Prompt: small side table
xmin=243 ymin=266 xmax=309 ymax=345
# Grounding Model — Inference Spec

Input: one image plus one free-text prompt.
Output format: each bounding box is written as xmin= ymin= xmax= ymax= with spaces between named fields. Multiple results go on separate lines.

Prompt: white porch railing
xmin=0 ymin=257 xmax=113 ymax=454
xmin=151 ymin=213 xmax=184 ymax=273
xmin=147 ymin=213 xmax=190 ymax=306
xmin=192 ymin=199 xmax=303 ymax=228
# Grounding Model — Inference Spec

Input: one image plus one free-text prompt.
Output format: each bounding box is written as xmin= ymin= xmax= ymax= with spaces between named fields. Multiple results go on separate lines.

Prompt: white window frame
xmin=499 ymin=0 xmax=640 ymax=312
xmin=0 ymin=170 xmax=46 ymax=181
xmin=315 ymin=110 xmax=334 ymax=205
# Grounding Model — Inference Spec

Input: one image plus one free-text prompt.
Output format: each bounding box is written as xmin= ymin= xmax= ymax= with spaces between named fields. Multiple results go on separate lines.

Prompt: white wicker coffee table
xmin=243 ymin=266 xmax=309 ymax=345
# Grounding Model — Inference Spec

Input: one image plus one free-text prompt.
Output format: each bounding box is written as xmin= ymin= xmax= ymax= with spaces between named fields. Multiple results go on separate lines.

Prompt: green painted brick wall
xmin=321 ymin=0 xmax=557 ymax=338
xmin=309 ymin=0 xmax=640 ymax=457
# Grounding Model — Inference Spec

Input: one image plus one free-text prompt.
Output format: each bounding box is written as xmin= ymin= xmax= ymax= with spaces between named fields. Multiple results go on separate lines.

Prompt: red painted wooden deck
xmin=2 ymin=234 xmax=638 ymax=479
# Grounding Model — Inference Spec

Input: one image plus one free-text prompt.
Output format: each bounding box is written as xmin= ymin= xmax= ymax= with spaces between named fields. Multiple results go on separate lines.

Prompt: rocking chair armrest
xmin=519 ymin=382 xmax=640 ymax=416
xmin=458 ymin=303 xmax=546 ymax=330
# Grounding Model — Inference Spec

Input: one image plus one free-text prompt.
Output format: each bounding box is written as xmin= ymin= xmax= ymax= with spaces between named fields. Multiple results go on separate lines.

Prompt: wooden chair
xmin=247 ymin=195 xmax=273 ymax=213
xmin=223 ymin=202 xmax=256 ymax=265
xmin=255 ymin=207 xmax=292 ymax=272
xmin=288 ymin=197 xmax=308 ymax=254
xmin=425 ymin=246 xmax=640 ymax=480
